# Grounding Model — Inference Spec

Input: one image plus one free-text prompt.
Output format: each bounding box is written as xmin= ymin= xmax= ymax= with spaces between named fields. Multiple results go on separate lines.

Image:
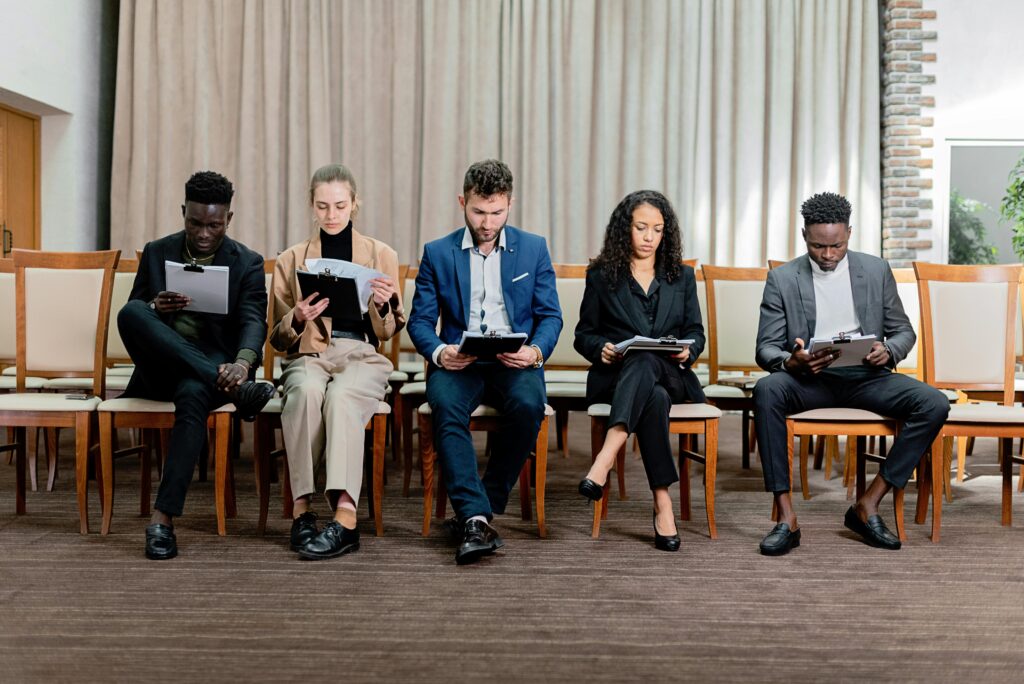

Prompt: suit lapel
xmin=500 ymin=229 xmax=518 ymax=323
xmin=848 ymin=252 xmax=869 ymax=331
xmin=453 ymin=232 xmax=471 ymax=326
xmin=351 ymin=227 xmax=373 ymax=268
xmin=652 ymin=276 xmax=675 ymax=335
xmin=614 ymin=276 xmax=650 ymax=335
xmin=796 ymin=256 xmax=817 ymax=338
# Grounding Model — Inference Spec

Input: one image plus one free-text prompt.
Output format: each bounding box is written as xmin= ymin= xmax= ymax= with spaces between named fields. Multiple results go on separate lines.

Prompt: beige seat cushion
xmin=42 ymin=375 xmax=131 ymax=392
xmin=0 ymin=394 xmax=101 ymax=411
xmin=97 ymin=398 xmax=236 ymax=413
xmin=0 ymin=376 xmax=45 ymax=390
xmin=544 ymin=382 xmax=587 ymax=398
xmin=588 ymin=402 xmax=722 ymax=419
xmin=258 ymin=396 xmax=390 ymax=416
xmin=399 ymin=360 xmax=425 ymax=375
xmin=703 ymin=384 xmax=751 ymax=399
xmin=399 ymin=381 xmax=427 ymax=396
xmin=789 ymin=408 xmax=891 ymax=422
xmin=388 ymin=370 xmax=410 ymax=383
xmin=544 ymin=369 xmax=589 ymax=383
xmin=946 ymin=403 xmax=1024 ymax=424
xmin=418 ymin=402 xmax=555 ymax=418
xmin=106 ymin=365 xmax=136 ymax=377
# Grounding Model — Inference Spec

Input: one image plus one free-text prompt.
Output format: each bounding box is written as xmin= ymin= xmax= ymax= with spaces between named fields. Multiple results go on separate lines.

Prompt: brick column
xmin=880 ymin=0 xmax=937 ymax=267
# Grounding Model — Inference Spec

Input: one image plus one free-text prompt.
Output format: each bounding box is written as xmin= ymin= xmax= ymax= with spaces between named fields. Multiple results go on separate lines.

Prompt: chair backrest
xmin=547 ymin=263 xmax=589 ymax=370
xmin=1017 ymin=272 xmax=1024 ymax=364
xmin=13 ymin=249 xmax=121 ymax=394
xmin=767 ymin=259 xmax=787 ymax=270
xmin=891 ymin=267 xmax=922 ymax=377
xmin=0 ymin=258 xmax=14 ymax=367
xmin=693 ymin=266 xmax=707 ymax=371
xmin=106 ymin=258 xmax=139 ymax=365
xmin=263 ymin=258 xmax=277 ymax=382
xmin=386 ymin=264 xmax=409 ymax=368
xmin=398 ymin=265 xmax=420 ymax=359
xmin=914 ymin=262 xmax=1021 ymax=405
xmin=701 ymin=265 xmax=768 ymax=383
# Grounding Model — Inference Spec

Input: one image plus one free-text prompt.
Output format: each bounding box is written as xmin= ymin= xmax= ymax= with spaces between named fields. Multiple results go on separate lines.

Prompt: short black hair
xmin=800 ymin=192 xmax=851 ymax=226
xmin=463 ymin=159 xmax=513 ymax=198
xmin=185 ymin=171 xmax=234 ymax=206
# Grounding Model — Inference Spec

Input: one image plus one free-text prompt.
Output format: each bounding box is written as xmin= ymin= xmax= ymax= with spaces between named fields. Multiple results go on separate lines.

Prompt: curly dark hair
xmin=589 ymin=190 xmax=683 ymax=286
xmin=800 ymin=191 xmax=851 ymax=226
xmin=463 ymin=159 xmax=513 ymax=197
xmin=185 ymin=171 xmax=234 ymax=206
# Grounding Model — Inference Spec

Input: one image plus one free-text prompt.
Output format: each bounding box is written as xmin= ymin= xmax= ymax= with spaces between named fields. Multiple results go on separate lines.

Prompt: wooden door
xmin=0 ymin=104 xmax=41 ymax=256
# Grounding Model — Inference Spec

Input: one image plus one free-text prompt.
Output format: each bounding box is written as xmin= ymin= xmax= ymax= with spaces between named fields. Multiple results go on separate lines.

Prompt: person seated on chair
xmin=407 ymin=159 xmax=562 ymax=565
xmin=574 ymin=190 xmax=706 ymax=552
xmin=119 ymin=170 xmax=275 ymax=561
xmin=753 ymin=191 xmax=949 ymax=556
xmin=270 ymin=163 xmax=404 ymax=561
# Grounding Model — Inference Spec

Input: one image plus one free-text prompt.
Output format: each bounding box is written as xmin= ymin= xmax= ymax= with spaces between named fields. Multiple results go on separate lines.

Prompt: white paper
xmin=305 ymin=258 xmax=386 ymax=314
xmin=165 ymin=260 xmax=229 ymax=314
xmin=613 ymin=335 xmax=695 ymax=354
xmin=807 ymin=333 xmax=878 ymax=368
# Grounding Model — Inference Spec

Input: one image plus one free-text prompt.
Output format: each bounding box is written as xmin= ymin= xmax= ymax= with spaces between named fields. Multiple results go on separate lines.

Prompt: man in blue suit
xmin=408 ymin=159 xmax=562 ymax=565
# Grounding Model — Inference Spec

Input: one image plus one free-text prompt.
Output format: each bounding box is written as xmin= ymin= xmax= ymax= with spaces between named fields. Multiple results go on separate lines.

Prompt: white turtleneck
xmin=810 ymin=255 xmax=860 ymax=339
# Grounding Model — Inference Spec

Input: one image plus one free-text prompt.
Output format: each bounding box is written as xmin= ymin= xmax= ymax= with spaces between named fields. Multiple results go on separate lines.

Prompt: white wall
xmin=931 ymin=0 xmax=1024 ymax=262
xmin=0 ymin=0 xmax=106 ymax=250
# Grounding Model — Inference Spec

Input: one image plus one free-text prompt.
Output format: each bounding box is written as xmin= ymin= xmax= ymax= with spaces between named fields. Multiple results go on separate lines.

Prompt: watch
xmin=530 ymin=344 xmax=544 ymax=368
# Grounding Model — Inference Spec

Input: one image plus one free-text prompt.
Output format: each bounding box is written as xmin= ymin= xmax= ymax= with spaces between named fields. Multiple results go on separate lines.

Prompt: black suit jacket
xmin=574 ymin=265 xmax=706 ymax=404
xmin=129 ymin=231 xmax=267 ymax=368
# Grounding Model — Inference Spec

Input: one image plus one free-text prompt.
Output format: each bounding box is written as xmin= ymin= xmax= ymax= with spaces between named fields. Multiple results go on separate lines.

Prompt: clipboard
xmin=296 ymin=270 xmax=364 ymax=328
xmin=807 ymin=333 xmax=878 ymax=368
xmin=614 ymin=336 xmax=695 ymax=355
xmin=457 ymin=331 xmax=528 ymax=359
xmin=165 ymin=260 xmax=229 ymax=314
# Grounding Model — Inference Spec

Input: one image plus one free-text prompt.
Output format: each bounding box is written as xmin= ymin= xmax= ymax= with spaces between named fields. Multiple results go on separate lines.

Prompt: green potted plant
xmin=949 ymin=189 xmax=996 ymax=264
xmin=1001 ymin=154 xmax=1024 ymax=261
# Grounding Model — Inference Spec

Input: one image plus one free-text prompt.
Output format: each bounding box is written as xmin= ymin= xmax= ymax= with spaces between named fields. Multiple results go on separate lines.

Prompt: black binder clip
xmin=659 ymin=336 xmax=677 ymax=344
xmin=183 ymin=259 xmax=205 ymax=273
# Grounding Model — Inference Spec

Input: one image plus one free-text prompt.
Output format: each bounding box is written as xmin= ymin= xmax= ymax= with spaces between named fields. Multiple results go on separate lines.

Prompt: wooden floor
xmin=1 ymin=412 xmax=1024 ymax=682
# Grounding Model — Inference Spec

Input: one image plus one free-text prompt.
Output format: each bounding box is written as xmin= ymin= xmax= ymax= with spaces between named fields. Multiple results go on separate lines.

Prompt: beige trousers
xmin=280 ymin=338 xmax=393 ymax=507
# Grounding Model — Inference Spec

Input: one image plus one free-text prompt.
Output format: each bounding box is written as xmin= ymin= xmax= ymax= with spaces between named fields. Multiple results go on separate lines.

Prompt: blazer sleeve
xmin=527 ymin=240 xmax=562 ymax=359
xmin=234 ymin=251 xmax=268 ymax=365
xmin=678 ymin=268 xmax=705 ymax=367
xmin=880 ymin=263 xmax=915 ymax=367
xmin=367 ymin=243 xmax=406 ymax=343
xmin=269 ymin=249 xmax=300 ymax=353
xmin=755 ymin=269 xmax=791 ymax=372
xmin=407 ymin=245 xmax=445 ymax=359
xmin=573 ymin=268 xmax=610 ymax=365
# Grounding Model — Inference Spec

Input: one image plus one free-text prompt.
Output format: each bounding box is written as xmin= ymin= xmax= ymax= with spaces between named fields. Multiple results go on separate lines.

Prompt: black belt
xmin=331 ymin=329 xmax=366 ymax=342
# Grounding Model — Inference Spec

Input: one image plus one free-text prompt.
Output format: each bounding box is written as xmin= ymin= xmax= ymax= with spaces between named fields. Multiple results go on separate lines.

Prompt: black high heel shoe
xmin=578 ymin=478 xmax=605 ymax=502
xmin=653 ymin=511 xmax=680 ymax=552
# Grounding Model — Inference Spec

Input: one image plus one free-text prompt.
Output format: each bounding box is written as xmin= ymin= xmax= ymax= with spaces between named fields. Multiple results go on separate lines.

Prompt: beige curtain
xmin=111 ymin=0 xmax=880 ymax=266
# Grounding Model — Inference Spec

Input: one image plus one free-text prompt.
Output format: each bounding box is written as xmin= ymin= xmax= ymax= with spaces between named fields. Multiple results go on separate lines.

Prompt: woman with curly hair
xmin=574 ymin=190 xmax=706 ymax=552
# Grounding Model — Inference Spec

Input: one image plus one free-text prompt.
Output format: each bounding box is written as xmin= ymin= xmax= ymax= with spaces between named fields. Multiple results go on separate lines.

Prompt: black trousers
xmin=603 ymin=353 xmax=694 ymax=490
xmin=118 ymin=300 xmax=231 ymax=517
xmin=752 ymin=368 xmax=949 ymax=493
xmin=425 ymin=364 xmax=546 ymax=521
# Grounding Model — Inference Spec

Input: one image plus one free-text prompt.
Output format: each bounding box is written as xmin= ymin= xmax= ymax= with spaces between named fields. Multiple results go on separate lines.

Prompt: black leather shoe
xmin=759 ymin=522 xmax=801 ymax=556
xmin=231 ymin=381 xmax=276 ymax=421
xmin=578 ymin=478 xmax=605 ymax=502
xmin=441 ymin=516 xmax=463 ymax=541
xmin=844 ymin=506 xmax=901 ymax=550
xmin=298 ymin=521 xmax=360 ymax=560
xmin=145 ymin=523 xmax=178 ymax=560
xmin=653 ymin=512 xmax=680 ymax=552
xmin=455 ymin=519 xmax=504 ymax=565
xmin=289 ymin=511 xmax=319 ymax=551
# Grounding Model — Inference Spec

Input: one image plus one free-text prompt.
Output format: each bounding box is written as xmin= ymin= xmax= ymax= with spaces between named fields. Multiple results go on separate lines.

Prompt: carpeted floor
xmin=1 ymin=412 xmax=1023 ymax=682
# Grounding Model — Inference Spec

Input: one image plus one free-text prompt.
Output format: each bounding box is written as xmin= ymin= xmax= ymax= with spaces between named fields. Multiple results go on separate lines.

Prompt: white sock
xmin=467 ymin=515 xmax=487 ymax=525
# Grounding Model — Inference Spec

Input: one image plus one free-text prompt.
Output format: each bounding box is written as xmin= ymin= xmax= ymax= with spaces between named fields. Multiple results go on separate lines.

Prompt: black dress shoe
xmin=653 ymin=512 xmax=680 ymax=552
xmin=298 ymin=521 xmax=360 ymax=560
xmin=145 ymin=523 xmax=178 ymax=560
xmin=578 ymin=478 xmax=605 ymax=502
xmin=289 ymin=511 xmax=319 ymax=551
xmin=455 ymin=519 xmax=504 ymax=565
xmin=759 ymin=522 xmax=801 ymax=556
xmin=231 ymin=381 xmax=276 ymax=421
xmin=441 ymin=516 xmax=463 ymax=541
xmin=844 ymin=506 xmax=901 ymax=550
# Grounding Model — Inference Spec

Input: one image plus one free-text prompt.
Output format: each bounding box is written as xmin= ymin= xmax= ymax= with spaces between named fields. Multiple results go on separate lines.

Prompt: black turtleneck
xmin=320 ymin=224 xmax=353 ymax=262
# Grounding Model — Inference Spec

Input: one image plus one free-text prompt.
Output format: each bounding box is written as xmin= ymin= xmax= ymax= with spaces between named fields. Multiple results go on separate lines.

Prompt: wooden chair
xmin=253 ymin=397 xmax=391 ymax=536
xmin=544 ymin=264 xmax=591 ymax=460
xmin=587 ymin=402 xmax=722 ymax=539
xmin=0 ymin=249 xmax=120 ymax=533
xmin=700 ymin=265 xmax=767 ymax=469
xmin=418 ymin=402 xmax=553 ymax=538
xmin=384 ymin=264 xmax=410 ymax=463
xmin=914 ymin=262 xmax=1024 ymax=542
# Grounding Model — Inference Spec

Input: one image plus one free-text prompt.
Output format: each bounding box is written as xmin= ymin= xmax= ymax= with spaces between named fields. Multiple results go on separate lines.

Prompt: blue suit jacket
xmin=408 ymin=226 xmax=563 ymax=363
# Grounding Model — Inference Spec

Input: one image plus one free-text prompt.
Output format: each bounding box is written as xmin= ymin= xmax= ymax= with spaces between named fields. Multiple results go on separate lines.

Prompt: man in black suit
xmin=118 ymin=171 xmax=274 ymax=560
xmin=753 ymin=191 xmax=949 ymax=555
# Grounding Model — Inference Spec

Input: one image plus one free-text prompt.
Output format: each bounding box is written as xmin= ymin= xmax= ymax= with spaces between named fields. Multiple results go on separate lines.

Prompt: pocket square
xmin=511 ymin=272 xmax=530 ymax=283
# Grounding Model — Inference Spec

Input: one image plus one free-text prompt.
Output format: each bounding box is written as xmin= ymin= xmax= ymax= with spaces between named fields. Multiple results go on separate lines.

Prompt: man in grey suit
xmin=752 ymin=192 xmax=948 ymax=555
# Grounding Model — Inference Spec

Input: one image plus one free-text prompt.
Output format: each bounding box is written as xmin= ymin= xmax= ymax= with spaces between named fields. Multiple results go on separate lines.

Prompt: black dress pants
xmin=117 ymin=300 xmax=231 ymax=517
xmin=603 ymin=353 xmax=694 ymax=490
xmin=752 ymin=368 xmax=950 ymax=493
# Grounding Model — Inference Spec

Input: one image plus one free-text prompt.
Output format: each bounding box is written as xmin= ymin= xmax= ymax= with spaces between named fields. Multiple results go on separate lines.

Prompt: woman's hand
xmin=671 ymin=346 xmax=690 ymax=363
xmin=369 ymin=276 xmax=396 ymax=308
xmin=292 ymin=292 xmax=330 ymax=329
xmin=600 ymin=342 xmax=623 ymax=365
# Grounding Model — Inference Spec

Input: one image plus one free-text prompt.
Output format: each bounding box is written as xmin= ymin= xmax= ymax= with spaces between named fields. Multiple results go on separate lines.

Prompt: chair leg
xmin=590 ymin=417 xmax=606 ymax=539
xmin=893 ymin=486 xmax=906 ymax=542
xmin=99 ymin=413 xmax=115 ymax=535
xmin=813 ymin=434 xmax=824 ymax=470
xmin=1001 ymin=437 xmax=1013 ymax=526
xmin=741 ymin=410 xmax=750 ymax=469
xmin=518 ymin=460 xmax=532 ymax=521
xmin=402 ymin=399 xmax=415 ymax=497
xmin=942 ymin=436 xmax=954 ymax=503
xmin=679 ymin=449 xmax=691 ymax=521
xmin=391 ymin=391 xmax=402 ymax=464
xmin=254 ymin=418 xmax=270 ymax=536
xmin=14 ymin=426 xmax=27 ymax=515
xmin=28 ymin=426 xmax=38 ymax=492
xmin=419 ymin=412 xmax=435 ymax=537
xmin=140 ymin=429 xmax=152 ymax=517
xmin=373 ymin=413 xmax=386 ymax=536
xmin=558 ymin=408 xmax=569 ymax=460
xmin=798 ymin=435 xmax=810 ymax=500
xmin=823 ymin=435 xmax=838 ymax=480
xmin=281 ymin=456 xmax=294 ymax=519
xmin=855 ymin=436 xmax=867 ymax=500
xmin=616 ymin=443 xmax=627 ymax=500
xmin=704 ymin=419 xmax=718 ymax=540
xmin=956 ymin=435 xmax=967 ymax=483
xmin=534 ymin=416 xmax=549 ymax=538
xmin=46 ymin=427 xmax=59 ymax=491
xmin=75 ymin=412 xmax=91 ymax=534
xmin=214 ymin=414 xmax=230 ymax=536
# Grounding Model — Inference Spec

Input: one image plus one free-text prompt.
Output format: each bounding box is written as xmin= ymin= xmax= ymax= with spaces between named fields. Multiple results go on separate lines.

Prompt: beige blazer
xmin=270 ymin=227 xmax=405 ymax=355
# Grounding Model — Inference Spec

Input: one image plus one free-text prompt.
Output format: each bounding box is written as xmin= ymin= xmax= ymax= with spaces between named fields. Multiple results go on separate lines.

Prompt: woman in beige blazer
xmin=270 ymin=164 xmax=405 ymax=560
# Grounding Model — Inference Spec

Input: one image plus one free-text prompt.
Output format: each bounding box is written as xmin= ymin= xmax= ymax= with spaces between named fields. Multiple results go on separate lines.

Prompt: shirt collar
xmin=809 ymin=254 xmax=849 ymax=277
xmin=462 ymin=227 xmax=507 ymax=253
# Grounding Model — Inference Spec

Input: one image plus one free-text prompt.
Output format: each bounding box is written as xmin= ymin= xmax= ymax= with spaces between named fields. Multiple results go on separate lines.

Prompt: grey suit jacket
xmin=754 ymin=251 xmax=915 ymax=372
